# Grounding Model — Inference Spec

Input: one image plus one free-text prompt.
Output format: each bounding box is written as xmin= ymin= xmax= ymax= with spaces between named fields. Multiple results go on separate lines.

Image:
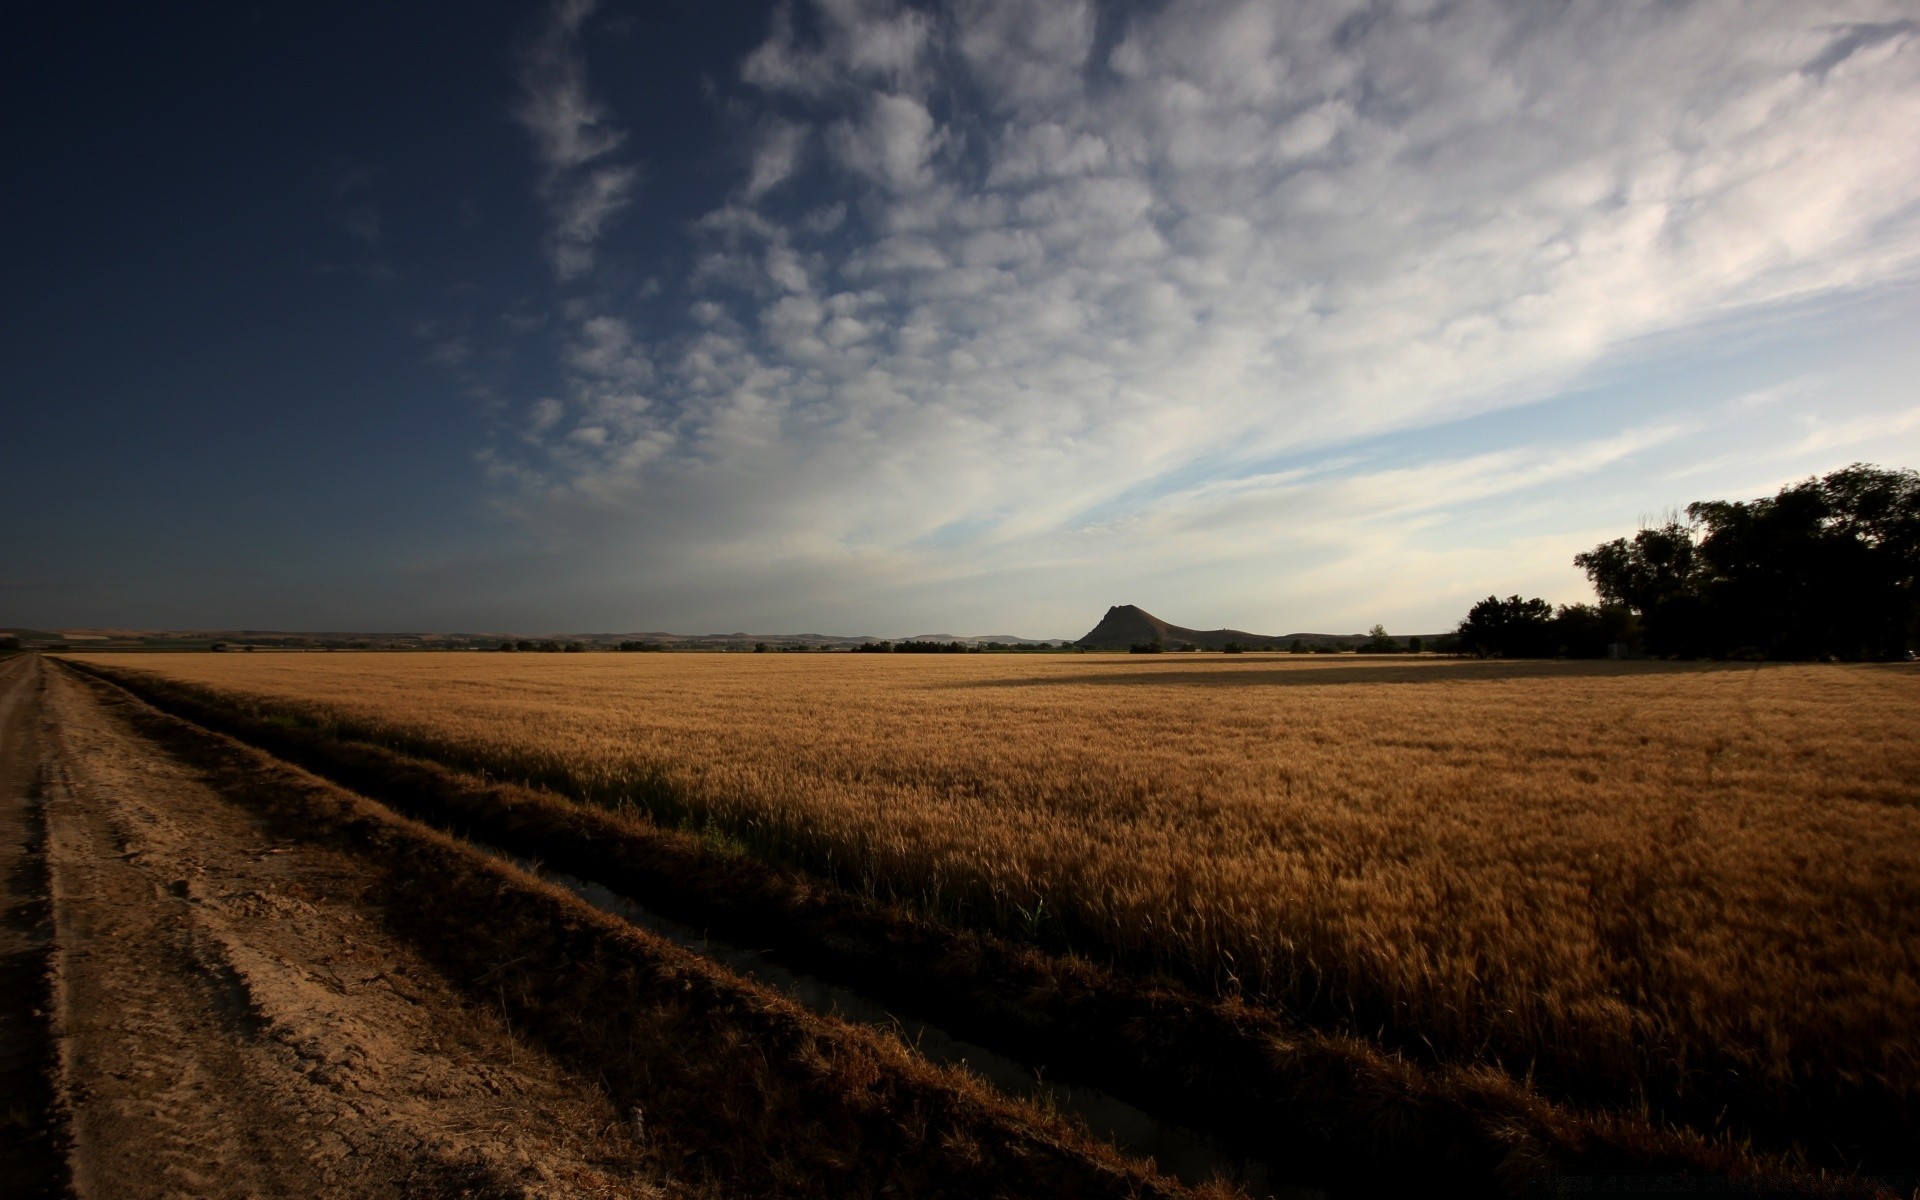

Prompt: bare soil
xmin=16 ymin=656 xmax=663 ymax=1199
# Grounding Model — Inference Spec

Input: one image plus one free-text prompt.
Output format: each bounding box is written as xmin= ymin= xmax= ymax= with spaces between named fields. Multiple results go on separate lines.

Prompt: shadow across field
xmin=943 ymin=658 xmax=1771 ymax=690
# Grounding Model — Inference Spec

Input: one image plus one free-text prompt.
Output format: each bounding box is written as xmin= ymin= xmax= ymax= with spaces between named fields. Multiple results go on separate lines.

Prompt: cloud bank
xmin=492 ymin=0 xmax=1920 ymax=633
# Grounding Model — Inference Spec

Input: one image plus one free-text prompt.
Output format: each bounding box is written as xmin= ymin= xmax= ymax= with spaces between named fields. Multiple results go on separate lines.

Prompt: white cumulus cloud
xmin=492 ymin=0 xmax=1920 ymax=633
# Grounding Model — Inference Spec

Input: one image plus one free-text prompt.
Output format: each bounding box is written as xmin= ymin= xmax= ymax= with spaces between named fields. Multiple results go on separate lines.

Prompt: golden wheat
xmin=97 ymin=651 xmax=1920 ymax=1139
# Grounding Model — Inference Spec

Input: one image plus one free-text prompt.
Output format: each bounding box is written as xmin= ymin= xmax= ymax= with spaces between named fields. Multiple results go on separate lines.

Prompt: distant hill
xmin=14 ymin=614 xmax=1430 ymax=654
xmin=6 ymin=626 xmax=1062 ymax=651
xmin=1073 ymin=605 xmax=1368 ymax=651
xmin=897 ymin=633 xmax=1057 ymax=645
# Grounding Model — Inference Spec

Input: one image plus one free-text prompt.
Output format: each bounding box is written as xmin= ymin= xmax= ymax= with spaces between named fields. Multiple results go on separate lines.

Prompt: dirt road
xmin=4 ymin=656 xmax=661 ymax=1199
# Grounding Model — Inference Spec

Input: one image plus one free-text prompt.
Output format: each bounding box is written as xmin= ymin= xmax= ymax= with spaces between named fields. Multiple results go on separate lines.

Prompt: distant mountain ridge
xmin=5 ymin=627 xmax=1065 ymax=650
xmin=1073 ymin=604 xmax=1365 ymax=650
xmin=897 ymin=633 xmax=1054 ymax=645
xmin=14 ymin=614 xmax=1398 ymax=653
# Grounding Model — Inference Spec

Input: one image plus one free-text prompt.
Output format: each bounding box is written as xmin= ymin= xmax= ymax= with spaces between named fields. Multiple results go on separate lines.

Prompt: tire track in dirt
xmin=37 ymin=659 xmax=668 ymax=1200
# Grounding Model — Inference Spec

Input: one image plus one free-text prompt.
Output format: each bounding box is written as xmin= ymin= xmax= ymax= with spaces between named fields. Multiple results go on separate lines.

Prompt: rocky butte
xmin=1072 ymin=604 xmax=1335 ymax=651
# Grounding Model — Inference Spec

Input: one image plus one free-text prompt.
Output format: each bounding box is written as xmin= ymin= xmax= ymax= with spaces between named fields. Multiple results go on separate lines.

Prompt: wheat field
xmin=93 ymin=651 xmax=1920 ymax=1150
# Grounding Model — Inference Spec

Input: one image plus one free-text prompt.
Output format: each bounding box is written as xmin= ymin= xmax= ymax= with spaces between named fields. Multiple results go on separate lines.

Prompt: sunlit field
xmin=93 ymin=650 xmax=1920 ymax=1153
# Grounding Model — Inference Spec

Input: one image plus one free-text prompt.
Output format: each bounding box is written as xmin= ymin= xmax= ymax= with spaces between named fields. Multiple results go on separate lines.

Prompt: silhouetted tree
xmin=1574 ymin=520 xmax=1704 ymax=657
xmin=1355 ymin=624 xmax=1401 ymax=654
xmin=1456 ymin=595 xmax=1555 ymax=657
xmin=1550 ymin=603 xmax=1637 ymax=658
xmin=1575 ymin=464 xmax=1919 ymax=659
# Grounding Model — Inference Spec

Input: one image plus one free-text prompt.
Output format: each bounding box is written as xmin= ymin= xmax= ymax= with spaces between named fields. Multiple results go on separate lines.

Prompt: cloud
xmin=514 ymin=0 xmax=638 ymax=281
xmin=1789 ymin=403 xmax=1920 ymax=457
xmin=1112 ymin=424 xmax=1699 ymax=549
xmin=742 ymin=0 xmax=933 ymax=95
xmin=490 ymin=0 xmax=1920 ymax=630
xmin=744 ymin=119 xmax=810 ymax=199
xmin=829 ymin=92 xmax=941 ymax=188
xmin=317 ymin=165 xmax=396 ymax=279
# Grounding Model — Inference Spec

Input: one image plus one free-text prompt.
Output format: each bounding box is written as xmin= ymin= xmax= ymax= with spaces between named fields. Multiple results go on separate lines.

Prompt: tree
xmin=1356 ymin=624 xmax=1400 ymax=654
xmin=1456 ymin=595 xmax=1554 ymax=657
xmin=1574 ymin=521 xmax=1704 ymax=657
xmin=1574 ymin=521 xmax=1698 ymax=611
xmin=1686 ymin=465 xmax=1919 ymax=659
xmin=1575 ymin=464 xmax=1920 ymax=659
xmin=1551 ymin=603 xmax=1637 ymax=658
xmin=893 ymin=640 xmax=971 ymax=653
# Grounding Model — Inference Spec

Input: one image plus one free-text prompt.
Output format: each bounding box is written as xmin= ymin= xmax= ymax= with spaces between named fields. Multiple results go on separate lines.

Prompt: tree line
xmin=856 ymin=640 xmax=1062 ymax=653
xmin=1456 ymin=463 xmax=1919 ymax=660
xmin=1128 ymin=629 xmax=1429 ymax=654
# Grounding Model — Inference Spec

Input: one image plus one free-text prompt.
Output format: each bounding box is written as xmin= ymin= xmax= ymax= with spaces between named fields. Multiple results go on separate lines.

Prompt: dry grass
xmin=89 ymin=651 xmax=1920 ymax=1161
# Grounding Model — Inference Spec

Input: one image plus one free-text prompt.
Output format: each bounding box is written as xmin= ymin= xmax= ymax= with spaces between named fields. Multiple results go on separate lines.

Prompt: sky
xmin=4 ymin=0 xmax=1918 ymax=639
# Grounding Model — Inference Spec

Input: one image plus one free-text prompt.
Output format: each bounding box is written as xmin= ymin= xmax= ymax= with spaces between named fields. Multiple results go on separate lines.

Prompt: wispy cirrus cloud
xmin=514 ymin=0 xmax=638 ymax=281
xmin=484 ymin=0 xmax=1920 ymax=633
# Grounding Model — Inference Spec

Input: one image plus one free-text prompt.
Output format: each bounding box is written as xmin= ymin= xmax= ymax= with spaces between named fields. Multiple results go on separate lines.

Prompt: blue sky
xmin=5 ymin=0 xmax=1918 ymax=638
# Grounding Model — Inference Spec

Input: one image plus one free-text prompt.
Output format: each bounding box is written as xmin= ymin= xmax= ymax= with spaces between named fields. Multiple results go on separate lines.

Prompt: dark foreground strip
xmin=64 ymin=660 xmax=1880 ymax=1199
xmin=62 ymin=661 xmax=1197 ymax=1200
xmin=0 ymin=658 xmax=71 ymax=1200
